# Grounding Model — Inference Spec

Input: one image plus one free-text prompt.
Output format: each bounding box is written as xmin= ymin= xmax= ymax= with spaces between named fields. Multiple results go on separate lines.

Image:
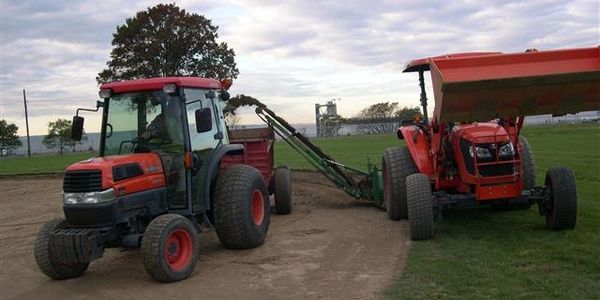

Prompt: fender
xmin=201 ymin=144 xmax=244 ymax=211
xmin=398 ymin=126 xmax=434 ymax=176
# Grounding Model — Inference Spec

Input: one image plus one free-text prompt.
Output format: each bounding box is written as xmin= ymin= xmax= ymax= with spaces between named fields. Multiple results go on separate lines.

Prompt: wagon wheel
xmin=273 ymin=166 xmax=292 ymax=214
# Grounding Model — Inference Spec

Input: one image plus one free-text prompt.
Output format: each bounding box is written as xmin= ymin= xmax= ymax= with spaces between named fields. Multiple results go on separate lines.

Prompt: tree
xmin=0 ymin=120 xmax=22 ymax=154
xmin=43 ymin=119 xmax=86 ymax=155
xmin=358 ymin=102 xmax=400 ymax=119
xmin=97 ymin=3 xmax=238 ymax=83
xmin=354 ymin=102 xmax=421 ymax=134
xmin=320 ymin=115 xmax=346 ymax=137
xmin=355 ymin=102 xmax=399 ymax=134
xmin=396 ymin=106 xmax=422 ymax=121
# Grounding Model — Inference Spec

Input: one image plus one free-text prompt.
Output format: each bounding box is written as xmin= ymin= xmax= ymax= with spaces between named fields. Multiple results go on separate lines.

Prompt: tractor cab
xmin=70 ymin=78 xmax=231 ymax=214
xmin=35 ymin=77 xmax=289 ymax=283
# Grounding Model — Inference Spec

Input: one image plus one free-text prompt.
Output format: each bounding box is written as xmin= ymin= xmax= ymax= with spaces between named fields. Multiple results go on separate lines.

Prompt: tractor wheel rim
xmin=251 ymin=189 xmax=265 ymax=225
xmin=165 ymin=228 xmax=193 ymax=271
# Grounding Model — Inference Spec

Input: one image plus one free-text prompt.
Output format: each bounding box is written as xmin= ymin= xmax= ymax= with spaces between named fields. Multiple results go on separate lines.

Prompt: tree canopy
xmin=97 ymin=3 xmax=238 ymax=83
xmin=355 ymin=102 xmax=421 ymax=134
xmin=43 ymin=119 xmax=86 ymax=155
xmin=0 ymin=120 xmax=22 ymax=151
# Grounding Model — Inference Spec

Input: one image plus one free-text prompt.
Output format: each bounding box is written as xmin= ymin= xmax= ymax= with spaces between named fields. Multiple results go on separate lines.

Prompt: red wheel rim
xmin=164 ymin=228 xmax=193 ymax=271
xmin=251 ymin=189 xmax=265 ymax=225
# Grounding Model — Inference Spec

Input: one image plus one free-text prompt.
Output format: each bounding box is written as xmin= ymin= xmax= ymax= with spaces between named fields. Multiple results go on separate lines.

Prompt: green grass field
xmin=385 ymin=124 xmax=600 ymax=299
xmin=1 ymin=124 xmax=598 ymax=298
xmin=0 ymin=152 xmax=95 ymax=175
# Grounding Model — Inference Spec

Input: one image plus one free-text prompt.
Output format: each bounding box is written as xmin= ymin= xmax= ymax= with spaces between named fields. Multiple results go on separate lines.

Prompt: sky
xmin=1 ymin=0 xmax=598 ymax=136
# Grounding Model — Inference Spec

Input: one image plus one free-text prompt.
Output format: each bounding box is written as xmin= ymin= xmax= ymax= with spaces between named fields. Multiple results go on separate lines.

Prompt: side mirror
xmin=71 ymin=116 xmax=84 ymax=141
xmin=220 ymin=91 xmax=230 ymax=101
xmin=195 ymin=108 xmax=213 ymax=133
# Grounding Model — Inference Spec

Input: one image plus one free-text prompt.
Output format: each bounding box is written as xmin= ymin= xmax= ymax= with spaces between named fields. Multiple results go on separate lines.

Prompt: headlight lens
xmin=469 ymin=146 xmax=493 ymax=160
xmin=63 ymin=188 xmax=115 ymax=205
xmin=499 ymin=142 xmax=515 ymax=159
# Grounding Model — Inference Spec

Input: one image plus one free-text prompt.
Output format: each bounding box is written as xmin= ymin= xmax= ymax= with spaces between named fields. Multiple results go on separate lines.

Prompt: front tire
xmin=34 ymin=219 xmax=89 ymax=280
xmin=406 ymin=174 xmax=435 ymax=241
xmin=214 ymin=165 xmax=270 ymax=249
xmin=519 ymin=136 xmax=536 ymax=190
xmin=382 ymin=147 xmax=417 ymax=220
xmin=544 ymin=167 xmax=577 ymax=230
xmin=141 ymin=214 xmax=200 ymax=282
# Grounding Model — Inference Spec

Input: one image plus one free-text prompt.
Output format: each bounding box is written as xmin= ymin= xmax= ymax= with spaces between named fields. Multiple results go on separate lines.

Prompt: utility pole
xmin=22 ymin=89 xmax=31 ymax=157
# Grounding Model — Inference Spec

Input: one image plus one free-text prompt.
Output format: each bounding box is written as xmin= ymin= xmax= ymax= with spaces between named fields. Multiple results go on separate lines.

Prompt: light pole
xmin=22 ymin=89 xmax=31 ymax=157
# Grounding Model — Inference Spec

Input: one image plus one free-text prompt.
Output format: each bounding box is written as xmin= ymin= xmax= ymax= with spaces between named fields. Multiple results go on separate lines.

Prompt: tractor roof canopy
xmin=100 ymin=77 xmax=223 ymax=94
xmin=404 ymin=46 xmax=600 ymax=122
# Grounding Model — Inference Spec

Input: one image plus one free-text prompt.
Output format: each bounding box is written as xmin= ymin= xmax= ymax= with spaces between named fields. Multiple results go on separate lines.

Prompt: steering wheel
xmin=130 ymin=137 xmax=173 ymax=153
xmin=118 ymin=139 xmax=139 ymax=154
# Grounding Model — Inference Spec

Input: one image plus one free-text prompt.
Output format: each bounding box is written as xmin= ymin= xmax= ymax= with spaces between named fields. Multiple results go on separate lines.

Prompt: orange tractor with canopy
xmin=382 ymin=46 xmax=600 ymax=240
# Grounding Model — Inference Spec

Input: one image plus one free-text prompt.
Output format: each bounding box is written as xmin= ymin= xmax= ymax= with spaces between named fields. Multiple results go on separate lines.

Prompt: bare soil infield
xmin=0 ymin=171 xmax=409 ymax=300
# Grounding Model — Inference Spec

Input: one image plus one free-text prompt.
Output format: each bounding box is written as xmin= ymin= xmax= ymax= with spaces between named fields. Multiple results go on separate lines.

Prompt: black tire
xmin=141 ymin=214 xmax=200 ymax=282
xmin=273 ymin=166 xmax=292 ymax=214
xmin=214 ymin=165 xmax=270 ymax=249
xmin=382 ymin=147 xmax=417 ymax=220
xmin=519 ymin=136 xmax=536 ymax=190
xmin=406 ymin=174 xmax=435 ymax=241
xmin=544 ymin=167 xmax=577 ymax=230
xmin=34 ymin=219 xmax=89 ymax=280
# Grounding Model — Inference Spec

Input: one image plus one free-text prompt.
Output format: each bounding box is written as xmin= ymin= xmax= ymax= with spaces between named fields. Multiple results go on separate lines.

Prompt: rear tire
xmin=141 ymin=214 xmax=200 ymax=282
xmin=34 ymin=219 xmax=89 ymax=280
xmin=544 ymin=167 xmax=577 ymax=230
xmin=273 ymin=166 xmax=292 ymax=214
xmin=406 ymin=174 xmax=435 ymax=241
xmin=214 ymin=165 xmax=270 ymax=249
xmin=382 ymin=147 xmax=417 ymax=220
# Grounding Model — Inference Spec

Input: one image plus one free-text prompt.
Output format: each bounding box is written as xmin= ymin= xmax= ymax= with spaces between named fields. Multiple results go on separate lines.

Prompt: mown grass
xmin=274 ymin=133 xmax=400 ymax=171
xmin=0 ymin=152 xmax=95 ymax=175
xmin=385 ymin=124 xmax=600 ymax=299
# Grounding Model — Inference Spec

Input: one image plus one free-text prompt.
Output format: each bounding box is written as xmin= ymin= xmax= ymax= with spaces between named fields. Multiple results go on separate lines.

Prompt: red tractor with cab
xmin=382 ymin=46 xmax=599 ymax=240
xmin=34 ymin=77 xmax=292 ymax=282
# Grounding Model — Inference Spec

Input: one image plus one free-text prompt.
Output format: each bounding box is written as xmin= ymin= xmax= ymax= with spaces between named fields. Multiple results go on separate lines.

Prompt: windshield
xmin=103 ymin=91 xmax=184 ymax=155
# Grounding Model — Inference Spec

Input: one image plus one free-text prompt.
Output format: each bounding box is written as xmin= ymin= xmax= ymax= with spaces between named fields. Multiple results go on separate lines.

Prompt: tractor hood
xmin=451 ymin=122 xmax=510 ymax=144
xmin=65 ymin=154 xmax=165 ymax=194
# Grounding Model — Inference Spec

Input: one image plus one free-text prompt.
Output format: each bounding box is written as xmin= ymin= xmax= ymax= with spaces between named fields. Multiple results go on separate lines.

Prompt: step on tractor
xmin=382 ymin=46 xmax=600 ymax=240
xmin=34 ymin=77 xmax=292 ymax=282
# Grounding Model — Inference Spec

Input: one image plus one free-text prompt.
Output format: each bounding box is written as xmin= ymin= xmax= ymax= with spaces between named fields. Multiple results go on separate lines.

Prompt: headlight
xmin=469 ymin=146 xmax=492 ymax=160
xmin=63 ymin=188 xmax=115 ymax=205
xmin=499 ymin=142 xmax=515 ymax=159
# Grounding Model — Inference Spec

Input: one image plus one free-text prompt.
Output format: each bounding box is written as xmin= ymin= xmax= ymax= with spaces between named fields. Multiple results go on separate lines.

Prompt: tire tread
xmin=214 ymin=165 xmax=269 ymax=249
xmin=406 ymin=174 xmax=434 ymax=241
xmin=545 ymin=166 xmax=577 ymax=230
xmin=383 ymin=147 xmax=417 ymax=220
xmin=141 ymin=214 xmax=199 ymax=282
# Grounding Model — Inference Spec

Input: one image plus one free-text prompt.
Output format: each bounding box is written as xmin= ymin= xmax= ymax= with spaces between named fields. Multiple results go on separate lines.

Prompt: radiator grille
xmin=63 ymin=170 xmax=102 ymax=192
